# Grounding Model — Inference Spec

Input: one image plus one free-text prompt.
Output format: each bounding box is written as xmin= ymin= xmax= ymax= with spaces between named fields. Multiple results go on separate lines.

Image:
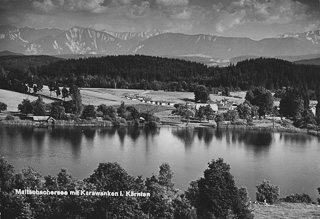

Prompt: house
xmin=30 ymin=116 xmax=56 ymax=125
xmin=31 ymin=116 xmax=55 ymax=122
xmin=217 ymin=101 xmax=234 ymax=112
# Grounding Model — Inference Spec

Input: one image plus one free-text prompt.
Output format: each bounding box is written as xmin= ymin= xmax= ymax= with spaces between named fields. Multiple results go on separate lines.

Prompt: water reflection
xmin=117 ymin=128 xmax=127 ymax=146
xmin=230 ymin=131 xmax=273 ymax=155
xmin=196 ymin=128 xmax=214 ymax=145
xmin=279 ymin=133 xmax=313 ymax=145
xmin=127 ymin=127 xmax=141 ymax=141
xmin=50 ymin=127 xmax=83 ymax=158
xmin=82 ymin=128 xmax=96 ymax=140
xmin=98 ymin=128 xmax=116 ymax=138
xmin=171 ymin=128 xmax=196 ymax=149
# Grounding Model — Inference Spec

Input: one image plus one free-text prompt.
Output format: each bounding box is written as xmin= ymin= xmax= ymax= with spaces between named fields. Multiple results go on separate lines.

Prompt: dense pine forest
xmin=0 ymin=55 xmax=320 ymax=94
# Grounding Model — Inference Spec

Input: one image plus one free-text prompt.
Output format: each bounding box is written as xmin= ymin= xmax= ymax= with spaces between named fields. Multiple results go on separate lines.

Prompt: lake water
xmin=1 ymin=126 xmax=320 ymax=201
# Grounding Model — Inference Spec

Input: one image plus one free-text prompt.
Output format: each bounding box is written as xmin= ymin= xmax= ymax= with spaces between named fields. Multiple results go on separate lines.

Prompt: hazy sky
xmin=0 ymin=0 xmax=319 ymax=39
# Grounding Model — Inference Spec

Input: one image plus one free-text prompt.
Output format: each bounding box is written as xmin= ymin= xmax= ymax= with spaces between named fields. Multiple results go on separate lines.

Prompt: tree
xmin=117 ymin=102 xmax=126 ymax=118
xmin=203 ymin=105 xmax=215 ymax=121
xmin=223 ymin=110 xmax=239 ymax=122
xmin=186 ymin=158 xmax=253 ymax=219
xmin=18 ymin=99 xmax=33 ymax=115
xmin=0 ymin=102 xmax=7 ymax=112
xmin=81 ymin=105 xmax=96 ymax=119
xmin=182 ymin=109 xmax=195 ymax=125
xmin=70 ymin=86 xmax=82 ymax=116
xmin=0 ymin=157 xmax=15 ymax=191
xmin=279 ymin=88 xmax=304 ymax=120
xmin=48 ymin=81 xmax=56 ymax=97
xmin=214 ymin=114 xmax=224 ymax=129
xmin=158 ymin=163 xmax=174 ymax=188
xmin=237 ymin=101 xmax=252 ymax=120
xmin=194 ymin=85 xmax=210 ymax=103
xmin=245 ymin=87 xmax=274 ymax=117
xmin=50 ymin=102 xmax=66 ymax=120
xmin=293 ymin=109 xmax=316 ymax=128
xmin=196 ymin=106 xmax=206 ymax=122
xmin=125 ymin=105 xmax=140 ymax=121
xmin=61 ymin=87 xmax=69 ymax=101
xmin=97 ymin=104 xmax=116 ymax=119
xmin=32 ymin=96 xmax=46 ymax=116
xmin=55 ymin=86 xmax=61 ymax=98
xmin=256 ymin=180 xmax=280 ymax=204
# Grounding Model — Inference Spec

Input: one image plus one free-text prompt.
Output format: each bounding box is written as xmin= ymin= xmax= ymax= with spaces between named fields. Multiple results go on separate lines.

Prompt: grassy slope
xmin=252 ymin=202 xmax=320 ymax=219
xmin=0 ymin=89 xmax=53 ymax=111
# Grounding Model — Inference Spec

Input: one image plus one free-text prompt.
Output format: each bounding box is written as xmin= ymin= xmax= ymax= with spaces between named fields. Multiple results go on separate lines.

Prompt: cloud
xmin=156 ymin=0 xmax=189 ymax=8
xmin=61 ymin=0 xmax=108 ymax=13
xmin=214 ymin=9 xmax=246 ymax=33
xmin=173 ymin=10 xmax=191 ymax=20
xmin=32 ymin=0 xmax=57 ymax=13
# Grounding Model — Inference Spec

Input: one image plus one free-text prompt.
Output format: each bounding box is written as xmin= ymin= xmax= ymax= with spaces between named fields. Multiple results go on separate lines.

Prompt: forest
xmin=0 ymin=55 xmax=320 ymax=94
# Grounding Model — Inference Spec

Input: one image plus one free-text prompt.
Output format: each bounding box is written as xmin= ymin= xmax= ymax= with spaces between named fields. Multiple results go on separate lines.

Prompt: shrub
xmin=0 ymin=102 xmax=7 ymax=112
xmin=256 ymin=180 xmax=280 ymax=204
xmin=5 ymin=115 xmax=15 ymax=120
xmin=280 ymin=193 xmax=312 ymax=203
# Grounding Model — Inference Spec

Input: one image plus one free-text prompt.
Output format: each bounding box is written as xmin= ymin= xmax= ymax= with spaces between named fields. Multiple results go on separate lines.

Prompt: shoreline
xmin=1 ymin=119 xmax=320 ymax=136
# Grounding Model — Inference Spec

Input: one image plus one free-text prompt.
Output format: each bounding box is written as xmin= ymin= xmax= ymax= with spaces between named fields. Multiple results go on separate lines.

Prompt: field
xmin=39 ymin=86 xmax=246 ymax=106
xmin=0 ymin=89 xmax=53 ymax=112
xmin=0 ymin=87 xmax=246 ymax=119
xmin=253 ymin=202 xmax=320 ymax=219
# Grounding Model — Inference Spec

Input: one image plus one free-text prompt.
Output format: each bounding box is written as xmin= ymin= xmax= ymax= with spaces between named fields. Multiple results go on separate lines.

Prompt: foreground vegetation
xmin=1 ymin=157 xmax=319 ymax=219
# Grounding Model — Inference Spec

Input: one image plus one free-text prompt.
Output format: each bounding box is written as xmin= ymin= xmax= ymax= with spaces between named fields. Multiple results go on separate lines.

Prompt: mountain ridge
xmin=0 ymin=25 xmax=319 ymax=60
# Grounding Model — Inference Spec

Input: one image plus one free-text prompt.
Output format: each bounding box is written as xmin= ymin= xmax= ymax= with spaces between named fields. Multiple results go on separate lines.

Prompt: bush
xmin=5 ymin=115 xmax=15 ymax=120
xmin=256 ymin=180 xmax=280 ymax=204
xmin=0 ymin=102 xmax=7 ymax=112
xmin=280 ymin=193 xmax=312 ymax=203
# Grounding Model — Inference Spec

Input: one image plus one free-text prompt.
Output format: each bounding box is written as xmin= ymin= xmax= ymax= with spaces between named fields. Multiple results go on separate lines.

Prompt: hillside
xmin=294 ymin=58 xmax=320 ymax=66
xmin=253 ymin=202 xmax=320 ymax=219
xmin=0 ymin=89 xmax=53 ymax=111
xmin=0 ymin=55 xmax=62 ymax=70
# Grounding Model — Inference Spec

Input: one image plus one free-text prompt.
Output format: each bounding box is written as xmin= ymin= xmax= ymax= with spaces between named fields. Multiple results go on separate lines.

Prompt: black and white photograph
xmin=0 ymin=0 xmax=320 ymax=218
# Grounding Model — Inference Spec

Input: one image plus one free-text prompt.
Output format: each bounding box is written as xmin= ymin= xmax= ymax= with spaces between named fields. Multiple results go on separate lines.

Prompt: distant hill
xmin=294 ymin=58 xmax=320 ymax=66
xmin=0 ymin=55 xmax=62 ymax=70
xmin=0 ymin=50 xmax=24 ymax=56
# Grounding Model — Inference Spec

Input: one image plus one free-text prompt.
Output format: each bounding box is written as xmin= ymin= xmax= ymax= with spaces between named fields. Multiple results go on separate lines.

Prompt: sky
xmin=0 ymin=0 xmax=319 ymax=40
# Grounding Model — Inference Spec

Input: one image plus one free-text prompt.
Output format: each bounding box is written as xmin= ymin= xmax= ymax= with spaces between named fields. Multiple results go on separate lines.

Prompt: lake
xmin=1 ymin=126 xmax=320 ymax=201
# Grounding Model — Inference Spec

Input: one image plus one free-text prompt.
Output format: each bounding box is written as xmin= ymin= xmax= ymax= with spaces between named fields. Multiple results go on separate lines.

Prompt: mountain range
xmin=1 ymin=25 xmax=320 ymax=64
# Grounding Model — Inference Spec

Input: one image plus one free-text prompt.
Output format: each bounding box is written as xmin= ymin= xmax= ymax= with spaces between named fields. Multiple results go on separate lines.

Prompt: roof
xmin=32 ymin=116 xmax=55 ymax=121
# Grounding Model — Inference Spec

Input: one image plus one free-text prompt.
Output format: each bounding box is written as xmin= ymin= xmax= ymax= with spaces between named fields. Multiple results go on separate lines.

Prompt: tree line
xmin=1 ymin=156 xmax=319 ymax=219
xmin=1 ymin=56 xmax=320 ymax=94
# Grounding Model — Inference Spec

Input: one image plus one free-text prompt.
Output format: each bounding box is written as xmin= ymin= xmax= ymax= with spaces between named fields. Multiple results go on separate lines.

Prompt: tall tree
xmin=245 ymin=87 xmax=273 ymax=117
xmin=194 ymin=85 xmax=210 ymax=103
xmin=279 ymin=88 xmax=304 ymax=119
xmin=61 ymin=87 xmax=69 ymax=101
xmin=186 ymin=158 xmax=253 ymax=219
xmin=50 ymin=102 xmax=66 ymax=120
xmin=70 ymin=86 xmax=82 ymax=116
xmin=18 ymin=99 xmax=33 ymax=115
xmin=81 ymin=105 xmax=96 ymax=119
xmin=32 ymin=96 xmax=46 ymax=116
